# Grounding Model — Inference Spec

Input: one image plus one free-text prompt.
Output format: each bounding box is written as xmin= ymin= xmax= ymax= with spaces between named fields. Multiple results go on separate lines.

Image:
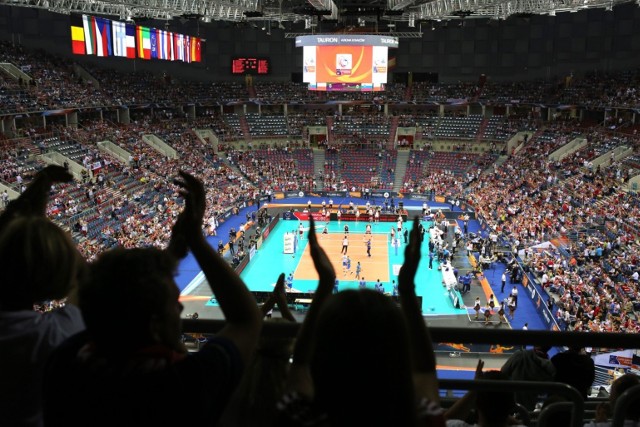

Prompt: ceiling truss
xmin=0 ymin=0 xmax=634 ymax=23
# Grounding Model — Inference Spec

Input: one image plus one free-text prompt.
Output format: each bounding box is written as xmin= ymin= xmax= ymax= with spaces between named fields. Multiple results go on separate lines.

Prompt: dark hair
xmin=611 ymin=373 xmax=640 ymax=420
xmin=551 ymin=350 xmax=595 ymax=399
xmin=79 ymin=247 xmax=179 ymax=352
xmin=310 ymin=290 xmax=416 ymax=426
xmin=0 ymin=217 xmax=85 ymax=310
xmin=476 ymin=371 xmax=516 ymax=425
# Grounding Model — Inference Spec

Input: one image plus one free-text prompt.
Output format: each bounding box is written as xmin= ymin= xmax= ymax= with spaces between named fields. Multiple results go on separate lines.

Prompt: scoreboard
xmin=231 ymin=57 xmax=270 ymax=74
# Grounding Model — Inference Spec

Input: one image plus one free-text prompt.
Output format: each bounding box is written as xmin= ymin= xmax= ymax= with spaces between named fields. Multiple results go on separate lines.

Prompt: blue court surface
xmin=232 ymin=219 xmax=465 ymax=316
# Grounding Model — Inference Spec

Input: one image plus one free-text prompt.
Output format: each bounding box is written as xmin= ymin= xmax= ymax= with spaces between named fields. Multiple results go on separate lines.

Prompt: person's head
xmin=610 ymin=373 xmax=640 ymax=420
xmin=79 ymin=247 xmax=183 ymax=354
xmin=551 ymin=350 xmax=595 ymax=400
xmin=310 ymin=290 xmax=415 ymax=425
xmin=476 ymin=370 xmax=517 ymax=426
xmin=0 ymin=217 xmax=86 ymax=311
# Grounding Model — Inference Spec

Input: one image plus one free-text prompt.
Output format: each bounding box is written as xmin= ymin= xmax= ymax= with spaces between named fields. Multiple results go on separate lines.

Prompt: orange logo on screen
xmin=317 ymin=45 xmax=373 ymax=83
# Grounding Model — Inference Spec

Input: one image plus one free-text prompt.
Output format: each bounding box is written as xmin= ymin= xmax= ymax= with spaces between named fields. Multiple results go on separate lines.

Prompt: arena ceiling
xmin=0 ymin=0 xmax=634 ymax=29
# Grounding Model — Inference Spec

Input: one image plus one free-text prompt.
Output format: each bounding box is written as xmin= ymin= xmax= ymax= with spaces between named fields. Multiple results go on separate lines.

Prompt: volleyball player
xmin=355 ymin=261 xmax=362 ymax=279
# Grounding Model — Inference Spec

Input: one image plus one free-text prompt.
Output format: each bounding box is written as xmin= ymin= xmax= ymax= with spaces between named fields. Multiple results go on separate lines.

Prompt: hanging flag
xmin=112 ymin=21 xmax=127 ymax=57
xmin=137 ymin=26 xmax=151 ymax=59
xmin=184 ymin=35 xmax=191 ymax=63
xmin=166 ymin=30 xmax=174 ymax=60
xmin=125 ymin=23 xmax=136 ymax=58
xmin=194 ymin=37 xmax=202 ymax=62
xmin=142 ymin=27 xmax=151 ymax=59
xmin=157 ymin=29 xmax=165 ymax=60
xmin=82 ymin=15 xmax=96 ymax=55
xmin=150 ymin=28 xmax=158 ymax=59
xmin=173 ymin=33 xmax=181 ymax=61
xmin=190 ymin=36 xmax=197 ymax=62
xmin=70 ymin=15 xmax=85 ymax=55
xmin=93 ymin=17 xmax=112 ymax=57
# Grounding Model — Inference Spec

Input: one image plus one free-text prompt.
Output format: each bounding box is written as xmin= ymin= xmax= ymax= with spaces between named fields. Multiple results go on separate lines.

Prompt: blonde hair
xmin=0 ymin=217 xmax=85 ymax=310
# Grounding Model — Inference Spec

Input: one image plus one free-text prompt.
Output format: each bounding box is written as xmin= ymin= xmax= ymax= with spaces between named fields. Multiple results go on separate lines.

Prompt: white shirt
xmin=342 ymin=238 xmax=349 ymax=246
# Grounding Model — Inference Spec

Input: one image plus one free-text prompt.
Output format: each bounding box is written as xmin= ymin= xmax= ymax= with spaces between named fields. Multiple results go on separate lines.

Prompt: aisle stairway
xmin=313 ymin=148 xmax=325 ymax=190
xmin=392 ymin=150 xmax=410 ymax=192
xmin=475 ymin=118 xmax=488 ymax=143
xmin=325 ymin=116 xmax=334 ymax=144
xmin=239 ymin=115 xmax=250 ymax=140
xmin=387 ymin=116 xmax=399 ymax=150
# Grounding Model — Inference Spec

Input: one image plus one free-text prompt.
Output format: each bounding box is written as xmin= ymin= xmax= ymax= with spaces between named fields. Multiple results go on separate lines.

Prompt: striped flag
xmin=94 ymin=17 xmax=112 ymax=56
xmin=166 ymin=30 xmax=174 ymax=60
xmin=158 ymin=30 xmax=172 ymax=60
xmin=190 ymin=36 xmax=197 ymax=62
xmin=184 ymin=35 xmax=191 ymax=63
xmin=137 ymin=26 xmax=151 ymax=59
xmin=112 ymin=20 xmax=127 ymax=57
xmin=70 ymin=15 xmax=85 ymax=55
xmin=194 ymin=38 xmax=202 ymax=62
xmin=157 ymin=29 xmax=164 ymax=59
xmin=173 ymin=33 xmax=180 ymax=61
xmin=82 ymin=15 xmax=96 ymax=55
xmin=125 ymin=23 xmax=136 ymax=58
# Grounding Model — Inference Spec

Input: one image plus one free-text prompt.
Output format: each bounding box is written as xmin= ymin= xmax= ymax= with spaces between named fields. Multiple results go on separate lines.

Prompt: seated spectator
xmin=219 ymin=273 xmax=296 ymax=427
xmin=585 ymin=373 xmax=640 ymax=427
xmin=551 ymin=347 xmax=596 ymax=401
xmin=501 ymin=345 xmax=556 ymax=411
xmin=0 ymin=166 xmax=86 ymax=427
xmin=278 ymin=217 xmax=444 ymax=426
xmin=445 ymin=362 xmax=527 ymax=427
xmin=43 ymin=171 xmax=262 ymax=427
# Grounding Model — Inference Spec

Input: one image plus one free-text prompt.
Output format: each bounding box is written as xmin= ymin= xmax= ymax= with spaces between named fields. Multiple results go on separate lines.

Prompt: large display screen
xmin=296 ymin=35 xmax=398 ymax=92
xmin=70 ymin=14 xmax=203 ymax=63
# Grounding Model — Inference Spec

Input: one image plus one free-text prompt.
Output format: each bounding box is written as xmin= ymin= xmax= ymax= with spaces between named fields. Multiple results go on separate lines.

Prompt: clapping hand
xmin=308 ymin=216 xmax=336 ymax=292
xmin=168 ymin=171 xmax=206 ymax=259
xmin=474 ymin=359 xmax=485 ymax=379
xmin=0 ymin=165 xmax=73 ymax=230
xmin=398 ymin=217 xmax=421 ymax=295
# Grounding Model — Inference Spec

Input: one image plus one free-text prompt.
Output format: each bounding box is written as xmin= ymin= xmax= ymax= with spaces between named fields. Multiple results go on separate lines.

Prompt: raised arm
xmin=261 ymin=273 xmax=296 ymax=322
xmin=444 ymin=359 xmax=484 ymax=420
xmin=398 ymin=217 xmax=440 ymax=403
xmin=286 ymin=216 xmax=336 ymax=397
xmin=171 ymin=171 xmax=261 ymax=365
xmin=0 ymin=165 xmax=73 ymax=229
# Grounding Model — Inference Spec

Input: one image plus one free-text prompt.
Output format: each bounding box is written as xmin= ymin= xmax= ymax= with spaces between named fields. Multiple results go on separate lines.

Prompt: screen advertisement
xmin=297 ymin=35 xmax=397 ymax=92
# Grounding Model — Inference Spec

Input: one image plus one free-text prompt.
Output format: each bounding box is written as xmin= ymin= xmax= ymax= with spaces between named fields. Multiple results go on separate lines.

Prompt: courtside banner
xmin=406 ymin=193 xmax=431 ymax=201
xmin=523 ymin=269 xmax=560 ymax=331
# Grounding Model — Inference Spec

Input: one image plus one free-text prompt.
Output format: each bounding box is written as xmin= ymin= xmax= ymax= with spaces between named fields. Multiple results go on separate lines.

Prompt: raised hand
xmin=167 ymin=171 xmax=206 ymax=258
xmin=398 ymin=217 xmax=422 ymax=294
xmin=474 ymin=359 xmax=485 ymax=379
xmin=274 ymin=272 xmax=286 ymax=295
xmin=0 ymin=165 xmax=74 ymax=230
xmin=308 ymin=217 xmax=336 ymax=289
